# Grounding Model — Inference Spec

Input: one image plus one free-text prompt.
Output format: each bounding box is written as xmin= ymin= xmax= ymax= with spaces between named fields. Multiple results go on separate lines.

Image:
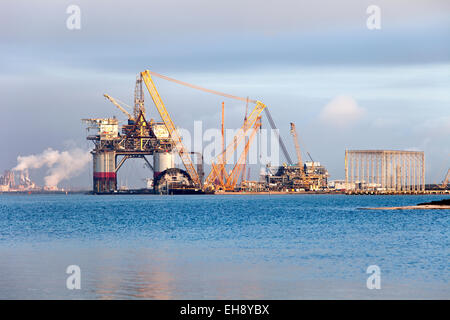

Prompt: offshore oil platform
xmin=84 ymin=70 xmax=329 ymax=194
xmin=83 ymin=72 xmax=203 ymax=194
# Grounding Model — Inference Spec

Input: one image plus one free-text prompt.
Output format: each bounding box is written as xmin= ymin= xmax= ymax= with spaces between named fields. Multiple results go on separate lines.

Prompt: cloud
xmin=319 ymin=95 xmax=365 ymax=128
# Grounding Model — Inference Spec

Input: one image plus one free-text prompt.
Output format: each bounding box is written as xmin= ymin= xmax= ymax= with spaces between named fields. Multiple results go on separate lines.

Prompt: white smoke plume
xmin=13 ymin=148 xmax=91 ymax=187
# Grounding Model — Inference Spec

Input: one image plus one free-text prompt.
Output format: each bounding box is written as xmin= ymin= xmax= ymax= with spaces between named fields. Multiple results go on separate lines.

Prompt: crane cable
xmin=147 ymin=69 xmax=294 ymax=165
xmin=264 ymin=108 xmax=293 ymax=165
xmin=145 ymin=70 xmax=258 ymax=104
xmin=112 ymin=97 xmax=134 ymax=110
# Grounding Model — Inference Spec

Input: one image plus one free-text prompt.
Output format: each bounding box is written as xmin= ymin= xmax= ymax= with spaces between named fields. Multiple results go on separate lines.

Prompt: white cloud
xmin=319 ymin=95 xmax=365 ymax=128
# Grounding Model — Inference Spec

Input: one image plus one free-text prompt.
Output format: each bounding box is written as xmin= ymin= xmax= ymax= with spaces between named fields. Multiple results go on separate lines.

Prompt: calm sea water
xmin=0 ymin=194 xmax=448 ymax=299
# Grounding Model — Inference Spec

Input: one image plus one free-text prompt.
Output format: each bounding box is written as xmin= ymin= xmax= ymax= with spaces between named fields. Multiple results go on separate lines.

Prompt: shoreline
xmin=1 ymin=190 xmax=449 ymax=196
xmin=362 ymin=199 xmax=450 ymax=210
xmin=362 ymin=205 xmax=450 ymax=210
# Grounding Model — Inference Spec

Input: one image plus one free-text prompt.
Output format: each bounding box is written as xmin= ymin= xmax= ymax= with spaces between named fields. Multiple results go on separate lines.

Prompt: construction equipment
xmin=104 ymin=94 xmax=133 ymax=120
xmin=264 ymin=108 xmax=293 ymax=165
xmin=265 ymin=121 xmax=329 ymax=192
xmin=134 ymin=74 xmax=145 ymax=119
xmin=142 ymin=69 xmax=268 ymax=191
xmin=224 ymin=116 xmax=261 ymax=190
xmin=141 ymin=70 xmax=202 ymax=188
xmin=204 ymin=101 xmax=266 ymax=189
xmin=190 ymin=151 xmax=205 ymax=185
xmin=141 ymin=70 xmax=257 ymax=104
xmin=441 ymin=169 xmax=450 ymax=189
xmin=290 ymin=122 xmax=303 ymax=168
xmin=210 ymin=162 xmax=227 ymax=189
xmin=307 ymin=152 xmax=315 ymax=172
xmin=241 ymin=97 xmax=250 ymax=185
xmin=208 ymin=117 xmax=261 ymax=191
xmin=221 ymin=102 xmax=226 ymax=183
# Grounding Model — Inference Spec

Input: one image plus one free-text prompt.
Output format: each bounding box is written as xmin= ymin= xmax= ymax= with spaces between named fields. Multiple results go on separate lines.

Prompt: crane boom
xmin=307 ymin=152 xmax=315 ymax=172
xmin=290 ymin=122 xmax=303 ymax=167
xmin=104 ymin=94 xmax=133 ymax=120
xmin=442 ymin=169 xmax=450 ymax=188
xmin=264 ymin=108 xmax=293 ymax=164
xmin=226 ymin=117 xmax=261 ymax=189
xmin=140 ymin=69 xmax=268 ymax=190
xmin=204 ymin=101 xmax=267 ymax=188
xmin=134 ymin=74 xmax=145 ymax=119
xmin=210 ymin=162 xmax=228 ymax=188
xmin=241 ymin=97 xmax=250 ymax=185
xmin=141 ymin=70 xmax=201 ymax=187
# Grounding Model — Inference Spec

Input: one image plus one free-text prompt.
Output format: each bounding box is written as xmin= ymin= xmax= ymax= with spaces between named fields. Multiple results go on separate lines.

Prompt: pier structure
xmin=345 ymin=150 xmax=425 ymax=192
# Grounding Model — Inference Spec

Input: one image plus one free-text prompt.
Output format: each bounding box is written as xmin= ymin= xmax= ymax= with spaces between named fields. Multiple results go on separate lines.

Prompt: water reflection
xmin=0 ymin=244 xmax=448 ymax=299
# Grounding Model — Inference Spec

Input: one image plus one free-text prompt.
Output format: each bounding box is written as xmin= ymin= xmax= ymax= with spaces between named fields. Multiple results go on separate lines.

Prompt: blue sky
xmin=0 ymin=0 xmax=449 ymax=188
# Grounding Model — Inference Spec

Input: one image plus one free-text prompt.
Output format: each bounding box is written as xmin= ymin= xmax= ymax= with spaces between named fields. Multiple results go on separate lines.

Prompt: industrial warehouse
xmin=79 ymin=70 xmax=449 ymax=195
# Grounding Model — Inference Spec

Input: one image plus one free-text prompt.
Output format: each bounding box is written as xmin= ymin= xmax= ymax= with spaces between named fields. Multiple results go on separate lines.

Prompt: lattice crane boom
xmin=265 ymin=108 xmax=293 ymax=165
xmin=290 ymin=122 xmax=303 ymax=167
xmin=104 ymin=93 xmax=133 ymax=120
xmin=210 ymin=162 xmax=228 ymax=188
xmin=141 ymin=70 xmax=201 ymax=188
xmin=442 ymin=168 xmax=450 ymax=188
xmin=134 ymin=74 xmax=145 ymax=119
xmin=225 ymin=117 xmax=261 ymax=189
xmin=140 ymin=69 xmax=268 ymax=190
xmin=204 ymin=101 xmax=267 ymax=188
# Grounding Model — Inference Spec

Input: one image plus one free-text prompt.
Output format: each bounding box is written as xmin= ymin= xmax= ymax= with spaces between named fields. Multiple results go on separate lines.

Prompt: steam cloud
xmin=13 ymin=148 xmax=91 ymax=187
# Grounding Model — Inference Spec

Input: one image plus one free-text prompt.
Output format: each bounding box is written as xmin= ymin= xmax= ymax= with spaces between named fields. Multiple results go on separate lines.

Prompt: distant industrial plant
xmin=0 ymin=169 xmax=63 ymax=192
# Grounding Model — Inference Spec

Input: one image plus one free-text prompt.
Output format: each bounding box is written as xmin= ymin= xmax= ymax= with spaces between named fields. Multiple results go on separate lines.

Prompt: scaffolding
xmin=345 ymin=150 xmax=425 ymax=192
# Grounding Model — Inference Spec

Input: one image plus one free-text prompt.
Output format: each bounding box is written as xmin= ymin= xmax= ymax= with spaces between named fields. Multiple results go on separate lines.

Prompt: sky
xmin=0 ymin=0 xmax=449 ymax=188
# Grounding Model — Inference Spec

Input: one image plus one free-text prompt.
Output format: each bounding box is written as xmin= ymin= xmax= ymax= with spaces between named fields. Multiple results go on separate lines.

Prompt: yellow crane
xmin=225 ymin=116 xmax=261 ymax=190
xmin=290 ymin=122 xmax=311 ymax=185
xmin=204 ymin=101 xmax=266 ymax=189
xmin=220 ymin=101 xmax=226 ymax=184
xmin=209 ymin=117 xmax=261 ymax=191
xmin=210 ymin=162 xmax=228 ymax=190
xmin=141 ymin=70 xmax=258 ymax=104
xmin=290 ymin=122 xmax=303 ymax=168
xmin=241 ymin=97 xmax=250 ymax=185
xmin=441 ymin=169 xmax=450 ymax=189
xmin=141 ymin=69 xmax=267 ymax=191
xmin=141 ymin=70 xmax=202 ymax=188
xmin=103 ymin=93 xmax=133 ymax=120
